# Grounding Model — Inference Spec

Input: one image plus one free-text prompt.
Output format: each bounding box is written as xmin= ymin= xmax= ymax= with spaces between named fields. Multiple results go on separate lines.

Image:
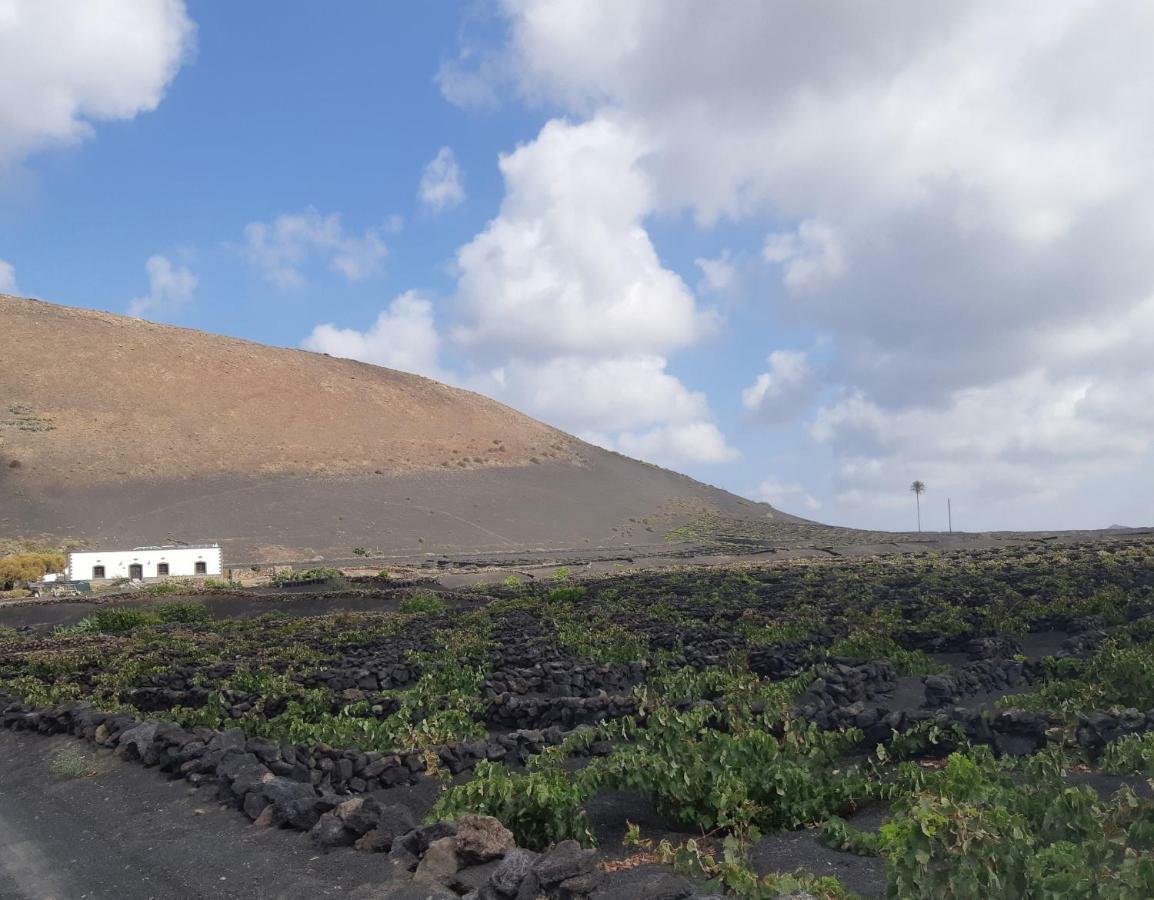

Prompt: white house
xmin=67 ymin=544 xmax=223 ymax=582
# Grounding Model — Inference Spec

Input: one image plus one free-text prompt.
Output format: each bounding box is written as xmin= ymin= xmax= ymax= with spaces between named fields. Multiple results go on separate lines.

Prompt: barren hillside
xmin=0 ymin=295 xmax=578 ymax=481
xmin=0 ymin=295 xmax=815 ymax=561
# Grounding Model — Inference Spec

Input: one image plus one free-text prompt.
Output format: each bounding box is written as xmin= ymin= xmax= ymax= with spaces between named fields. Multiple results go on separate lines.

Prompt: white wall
xmin=67 ymin=546 xmax=222 ymax=581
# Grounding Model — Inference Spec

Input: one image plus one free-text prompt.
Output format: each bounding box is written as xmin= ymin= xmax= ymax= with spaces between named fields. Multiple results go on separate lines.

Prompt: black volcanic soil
xmin=0 ymin=730 xmax=393 ymax=900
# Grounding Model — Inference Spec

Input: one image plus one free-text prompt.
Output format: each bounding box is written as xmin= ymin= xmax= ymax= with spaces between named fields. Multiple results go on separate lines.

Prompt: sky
xmin=2 ymin=0 xmax=1153 ymax=533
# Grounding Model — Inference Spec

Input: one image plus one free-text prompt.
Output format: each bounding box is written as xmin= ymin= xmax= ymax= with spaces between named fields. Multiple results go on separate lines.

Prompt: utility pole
xmin=948 ymin=498 xmax=952 ymax=534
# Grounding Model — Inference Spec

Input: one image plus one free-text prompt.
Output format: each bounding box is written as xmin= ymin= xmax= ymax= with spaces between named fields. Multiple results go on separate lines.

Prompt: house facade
xmin=67 ymin=544 xmax=223 ymax=581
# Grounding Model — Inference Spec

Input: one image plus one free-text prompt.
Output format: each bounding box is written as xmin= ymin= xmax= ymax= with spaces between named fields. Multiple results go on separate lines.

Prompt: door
xmin=129 ymin=564 xmax=143 ymax=580
xmin=195 ymin=561 xmax=207 ymax=575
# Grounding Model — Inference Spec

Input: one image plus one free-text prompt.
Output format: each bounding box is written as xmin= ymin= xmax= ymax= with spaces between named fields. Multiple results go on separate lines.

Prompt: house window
xmin=195 ymin=561 xmax=207 ymax=575
xmin=92 ymin=565 xmax=105 ymax=579
xmin=157 ymin=563 xmax=169 ymax=576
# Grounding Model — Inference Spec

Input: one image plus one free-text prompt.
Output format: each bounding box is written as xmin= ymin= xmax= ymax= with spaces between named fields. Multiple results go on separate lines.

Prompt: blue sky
xmin=3 ymin=1 xmax=1154 ymax=533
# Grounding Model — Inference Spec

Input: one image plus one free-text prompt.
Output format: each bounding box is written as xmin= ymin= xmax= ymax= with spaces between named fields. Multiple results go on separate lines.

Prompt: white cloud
xmin=302 ymin=291 xmax=446 ymax=381
xmin=694 ymin=251 xmax=738 ymax=295
xmin=297 ymin=120 xmax=739 ymax=467
xmin=476 ymin=355 xmax=705 ymax=433
xmin=614 ymin=422 xmax=739 ymax=466
xmin=444 ymin=114 xmax=733 ymax=465
xmin=127 ymin=254 xmax=196 ymax=318
xmin=741 ymin=350 xmax=815 ymax=423
xmin=0 ymin=258 xmax=16 ymax=293
xmin=452 ymin=116 xmax=715 ymax=358
xmin=753 ymin=477 xmax=821 ymax=513
xmin=242 ymin=209 xmax=387 ymax=289
xmin=464 ymin=355 xmax=736 ymax=466
xmin=811 ymin=368 xmax=1154 ymax=516
xmin=418 ymin=146 xmax=465 ymax=213
xmin=443 ymin=1 xmax=1154 ymax=521
xmin=762 ymin=221 xmax=845 ymax=294
xmin=0 ymin=0 xmax=194 ymax=170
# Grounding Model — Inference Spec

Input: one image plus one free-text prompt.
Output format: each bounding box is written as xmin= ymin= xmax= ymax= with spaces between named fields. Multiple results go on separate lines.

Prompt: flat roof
xmin=69 ymin=544 xmax=221 ymax=554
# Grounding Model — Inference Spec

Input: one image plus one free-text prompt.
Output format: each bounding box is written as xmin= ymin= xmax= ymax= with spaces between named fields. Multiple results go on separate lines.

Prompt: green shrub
xmin=430 ymin=750 xmax=596 ymax=850
xmin=880 ymin=750 xmax=1154 ymax=898
xmin=201 ymin=578 xmax=240 ymax=590
xmin=828 ymin=629 xmax=946 ymax=676
xmin=153 ymin=601 xmax=212 ymax=624
xmin=271 ymin=567 xmax=344 ymax=586
xmin=819 ymin=816 xmax=882 ymax=856
xmin=604 ymin=704 xmax=866 ymax=838
xmin=1007 ymin=641 xmax=1154 ymax=716
xmin=1101 ymin=733 xmax=1154 ymax=777
xmin=400 ymin=591 xmax=447 ymax=614
xmin=143 ymin=578 xmax=195 ymax=595
xmin=89 ymin=607 xmax=161 ymax=633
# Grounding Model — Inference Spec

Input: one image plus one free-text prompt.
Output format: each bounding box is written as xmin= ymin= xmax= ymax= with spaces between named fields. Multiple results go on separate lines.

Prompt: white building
xmin=67 ymin=544 xmax=223 ymax=582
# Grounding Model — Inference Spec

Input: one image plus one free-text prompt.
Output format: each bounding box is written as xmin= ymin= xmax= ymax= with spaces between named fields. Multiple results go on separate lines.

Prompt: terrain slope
xmin=0 ymin=295 xmax=809 ymax=561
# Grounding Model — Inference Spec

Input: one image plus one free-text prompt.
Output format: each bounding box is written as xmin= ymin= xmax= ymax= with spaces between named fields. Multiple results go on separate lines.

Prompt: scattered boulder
xmin=379 ymin=885 xmax=458 ymax=900
xmin=310 ymin=812 xmax=356 ymax=851
xmin=414 ymin=836 xmax=460 ymax=885
xmin=449 ymin=859 xmax=502 ymax=894
xmin=355 ymin=829 xmax=394 ymax=853
xmin=115 ymin=722 xmax=159 ymax=762
xmin=242 ymin=792 xmax=269 ymax=821
xmin=532 ymin=840 xmax=595 ymax=887
xmin=637 ymin=873 xmax=695 ymax=900
xmin=455 ymin=814 xmax=515 ymax=864
xmin=489 ymin=848 xmax=540 ymax=896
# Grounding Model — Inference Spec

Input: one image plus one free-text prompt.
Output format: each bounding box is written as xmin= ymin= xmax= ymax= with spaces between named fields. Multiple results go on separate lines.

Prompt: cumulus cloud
xmin=242 ymin=209 xmax=387 ymax=289
xmin=753 ymin=478 xmax=821 ymax=513
xmin=464 ymin=354 xmax=737 ymax=466
xmin=306 ymin=112 xmax=735 ymax=467
xmin=302 ymin=291 xmax=446 ymax=381
xmin=418 ymin=146 xmax=465 ymax=213
xmin=441 ymin=0 xmax=1154 ymax=522
xmin=0 ymin=0 xmax=194 ymax=171
xmin=452 ymin=117 xmax=714 ymax=358
xmin=445 ymin=114 xmax=733 ymax=466
xmin=614 ymin=422 xmax=739 ymax=466
xmin=742 ymin=350 xmax=816 ymax=424
xmin=762 ymin=222 xmax=845 ymax=294
xmin=695 ymin=251 xmax=738 ymax=295
xmin=811 ymin=368 xmax=1154 ymax=518
xmin=127 ymin=254 xmax=196 ymax=318
xmin=0 ymin=259 xmax=16 ymax=294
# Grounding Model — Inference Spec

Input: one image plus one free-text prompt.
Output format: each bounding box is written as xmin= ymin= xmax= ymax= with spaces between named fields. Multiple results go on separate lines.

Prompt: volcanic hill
xmin=0 ymin=295 xmax=813 ymax=562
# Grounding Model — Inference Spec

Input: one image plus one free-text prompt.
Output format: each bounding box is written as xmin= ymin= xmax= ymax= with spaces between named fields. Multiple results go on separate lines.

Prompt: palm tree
xmin=910 ymin=480 xmax=926 ymax=532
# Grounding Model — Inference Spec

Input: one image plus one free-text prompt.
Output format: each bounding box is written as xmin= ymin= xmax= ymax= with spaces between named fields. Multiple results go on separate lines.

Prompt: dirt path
xmin=0 ymin=731 xmax=391 ymax=900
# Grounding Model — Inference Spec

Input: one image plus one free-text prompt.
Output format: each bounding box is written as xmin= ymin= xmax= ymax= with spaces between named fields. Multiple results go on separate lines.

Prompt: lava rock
xmin=415 ymin=836 xmax=460 ymax=885
xmin=456 ymin=814 xmax=515 ymax=864
xmin=489 ymin=847 xmax=540 ymax=896
xmin=533 ymin=840 xmax=595 ymax=886
xmin=309 ymin=812 xmax=355 ymax=851
xmin=115 ymin=722 xmax=159 ymax=762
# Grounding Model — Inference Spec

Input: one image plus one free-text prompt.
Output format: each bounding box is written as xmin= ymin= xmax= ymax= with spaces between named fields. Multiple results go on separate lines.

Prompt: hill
xmin=0 ymin=294 xmax=816 ymax=562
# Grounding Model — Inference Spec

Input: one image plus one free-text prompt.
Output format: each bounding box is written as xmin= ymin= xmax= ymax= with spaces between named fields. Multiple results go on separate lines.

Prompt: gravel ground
xmin=0 ymin=731 xmax=394 ymax=900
